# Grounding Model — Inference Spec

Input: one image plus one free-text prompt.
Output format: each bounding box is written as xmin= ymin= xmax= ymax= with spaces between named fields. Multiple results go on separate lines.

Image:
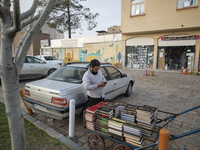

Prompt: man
xmin=82 ymin=59 xmax=107 ymax=107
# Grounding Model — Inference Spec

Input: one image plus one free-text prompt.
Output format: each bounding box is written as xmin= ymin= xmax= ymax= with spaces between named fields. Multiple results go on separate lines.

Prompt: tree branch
xmin=9 ymin=0 xmax=21 ymax=33
xmin=14 ymin=28 xmax=31 ymax=65
xmin=16 ymin=0 xmax=58 ymax=71
xmin=20 ymin=0 xmax=39 ymax=21
xmin=0 ymin=4 xmax=5 ymax=19
xmin=0 ymin=1 xmax=11 ymax=19
xmin=21 ymin=14 xmax=40 ymax=29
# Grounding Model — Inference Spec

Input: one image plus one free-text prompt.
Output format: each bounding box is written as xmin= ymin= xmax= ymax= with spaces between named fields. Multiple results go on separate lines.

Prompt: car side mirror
xmin=122 ymin=74 xmax=127 ymax=77
xmin=40 ymin=60 xmax=46 ymax=64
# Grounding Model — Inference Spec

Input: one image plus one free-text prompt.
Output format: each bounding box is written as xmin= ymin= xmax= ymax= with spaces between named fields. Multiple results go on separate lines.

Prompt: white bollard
xmin=69 ymin=99 xmax=76 ymax=138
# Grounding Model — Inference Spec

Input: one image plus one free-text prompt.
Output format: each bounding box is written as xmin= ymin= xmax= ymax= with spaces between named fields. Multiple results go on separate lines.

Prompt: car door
xmin=105 ymin=66 xmax=128 ymax=98
xmin=25 ymin=56 xmax=46 ymax=76
xmin=99 ymin=67 xmax=115 ymax=100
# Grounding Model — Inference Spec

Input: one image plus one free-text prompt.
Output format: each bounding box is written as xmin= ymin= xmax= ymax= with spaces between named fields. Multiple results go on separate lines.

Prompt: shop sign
xmin=161 ymin=35 xmax=200 ymax=41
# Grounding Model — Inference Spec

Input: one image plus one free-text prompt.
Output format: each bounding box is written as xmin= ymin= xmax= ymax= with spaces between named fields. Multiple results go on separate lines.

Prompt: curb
xmin=0 ymin=98 xmax=85 ymax=150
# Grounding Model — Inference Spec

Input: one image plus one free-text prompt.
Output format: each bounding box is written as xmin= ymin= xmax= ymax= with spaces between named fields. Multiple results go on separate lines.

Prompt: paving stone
xmin=82 ymin=142 xmax=90 ymax=150
xmin=185 ymin=143 xmax=200 ymax=150
xmin=78 ymin=134 xmax=88 ymax=144
xmin=75 ymin=130 xmax=86 ymax=138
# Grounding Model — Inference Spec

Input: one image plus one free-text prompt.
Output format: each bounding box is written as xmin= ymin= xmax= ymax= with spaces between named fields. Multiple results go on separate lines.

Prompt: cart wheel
xmin=114 ymin=144 xmax=131 ymax=150
xmin=88 ymin=133 xmax=105 ymax=150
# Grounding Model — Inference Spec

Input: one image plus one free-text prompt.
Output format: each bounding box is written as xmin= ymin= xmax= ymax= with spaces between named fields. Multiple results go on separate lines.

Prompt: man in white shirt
xmin=82 ymin=59 xmax=107 ymax=107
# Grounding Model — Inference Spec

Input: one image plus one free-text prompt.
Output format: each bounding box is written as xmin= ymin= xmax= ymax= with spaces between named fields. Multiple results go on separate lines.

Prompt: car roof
xmin=36 ymin=55 xmax=53 ymax=56
xmin=64 ymin=62 xmax=112 ymax=68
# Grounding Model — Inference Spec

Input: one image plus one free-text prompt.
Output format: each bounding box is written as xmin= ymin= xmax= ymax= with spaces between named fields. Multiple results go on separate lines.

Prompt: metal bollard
xmin=69 ymin=99 xmax=75 ymax=138
xmin=158 ymin=128 xmax=170 ymax=150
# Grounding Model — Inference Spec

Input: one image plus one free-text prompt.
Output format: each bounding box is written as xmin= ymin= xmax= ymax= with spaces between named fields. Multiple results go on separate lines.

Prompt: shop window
xmin=126 ymin=46 xmax=154 ymax=69
xmin=177 ymin=0 xmax=198 ymax=9
xmin=131 ymin=0 xmax=145 ymax=16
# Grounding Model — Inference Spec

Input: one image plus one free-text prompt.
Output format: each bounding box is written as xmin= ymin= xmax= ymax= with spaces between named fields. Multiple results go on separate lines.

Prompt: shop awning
xmin=158 ymin=35 xmax=196 ymax=46
xmin=126 ymin=37 xmax=154 ymax=46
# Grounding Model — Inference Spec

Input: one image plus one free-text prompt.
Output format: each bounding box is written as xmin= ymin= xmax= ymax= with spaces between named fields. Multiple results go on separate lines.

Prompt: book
xmin=108 ymin=128 xmax=122 ymax=136
xmin=126 ymin=139 xmax=144 ymax=147
xmin=95 ymin=101 xmax=107 ymax=107
xmin=124 ymin=133 xmax=141 ymax=141
xmin=85 ymin=113 xmax=96 ymax=122
xmin=86 ymin=105 xmax=99 ymax=114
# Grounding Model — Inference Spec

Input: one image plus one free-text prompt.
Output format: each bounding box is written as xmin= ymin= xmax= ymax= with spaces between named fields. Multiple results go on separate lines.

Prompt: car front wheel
xmin=125 ymin=82 xmax=133 ymax=97
xmin=47 ymin=68 xmax=56 ymax=76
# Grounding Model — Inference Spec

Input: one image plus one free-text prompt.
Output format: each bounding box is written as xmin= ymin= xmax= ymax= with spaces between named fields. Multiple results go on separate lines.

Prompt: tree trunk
xmin=0 ymin=34 xmax=26 ymax=150
xmin=67 ymin=0 xmax=71 ymax=39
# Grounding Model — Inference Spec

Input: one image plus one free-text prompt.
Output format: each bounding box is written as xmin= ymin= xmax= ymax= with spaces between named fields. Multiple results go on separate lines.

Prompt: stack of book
xmin=104 ymin=102 xmax=120 ymax=117
xmin=124 ymin=124 xmax=144 ymax=147
xmin=108 ymin=118 xmax=125 ymax=140
xmin=95 ymin=105 xmax=113 ymax=133
xmin=96 ymin=106 xmax=114 ymax=119
xmin=121 ymin=109 xmax=136 ymax=123
xmin=96 ymin=116 xmax=109 ymax=133
xmin=136 ymin=105 xmax=158 ymax=137
xmin=85 ymin=102 xmax=106 ymax=131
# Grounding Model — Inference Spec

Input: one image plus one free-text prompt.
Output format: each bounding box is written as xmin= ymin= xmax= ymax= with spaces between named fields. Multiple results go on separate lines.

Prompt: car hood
xmin=25 ymin=78 xmax=84 ymax=96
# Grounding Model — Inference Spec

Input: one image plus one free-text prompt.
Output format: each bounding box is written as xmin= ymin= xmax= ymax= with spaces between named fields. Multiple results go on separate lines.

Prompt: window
xmin=47 ymin=67 xmax=87 ymax=84
xmin=44 ymin=56 xmax=57 ymax=61
xmin=177 ymin=0 xmax=197 ymax=9
xmin=131 ymin=0 xmax=145 ymax=16
xmin=100 ymin=67 xmax=110 ymax=80
xmin=26 ymin=56 xmax=41 ymax=63
xmin=105 ymin=67 xmax=121 ymax=80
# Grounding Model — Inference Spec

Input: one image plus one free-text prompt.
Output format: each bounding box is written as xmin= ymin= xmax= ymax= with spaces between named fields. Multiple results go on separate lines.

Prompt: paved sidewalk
xmin=0 ymin=69 xmax=200 ymax=149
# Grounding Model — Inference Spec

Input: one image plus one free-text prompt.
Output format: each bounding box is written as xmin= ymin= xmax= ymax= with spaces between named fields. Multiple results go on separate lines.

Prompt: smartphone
xmin=103 ymin=81 xmax=107 ymax=85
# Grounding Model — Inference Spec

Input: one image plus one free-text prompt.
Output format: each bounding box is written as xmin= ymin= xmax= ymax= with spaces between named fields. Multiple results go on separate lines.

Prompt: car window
xmin=44 ymin=56 xmax=57 ymax=61
xmin=26 ymin=56 xmax=41 ymax=63
xmin=105 ymin=66 xmax=121 ymax=80
xmin=99 ymin=67 xmax=110 ymax=81
xmin=47 ymin=66 xmax=87 ymax=84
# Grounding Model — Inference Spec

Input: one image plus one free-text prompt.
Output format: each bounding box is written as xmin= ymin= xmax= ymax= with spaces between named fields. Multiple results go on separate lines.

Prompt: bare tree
xmin=0 ymin=0 xmax=57 ymax=149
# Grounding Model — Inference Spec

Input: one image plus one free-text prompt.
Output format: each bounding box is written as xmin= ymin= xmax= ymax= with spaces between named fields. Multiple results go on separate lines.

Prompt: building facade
xmin=121 ymin=0 xmax=200 ymax=70
xmin=41 ymin=34 xmax=124 ymax=67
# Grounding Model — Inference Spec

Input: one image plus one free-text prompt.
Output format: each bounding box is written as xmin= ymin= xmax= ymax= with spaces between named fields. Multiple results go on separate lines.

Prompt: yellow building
xmin=121 ymin=0 xmax=200 ymax=70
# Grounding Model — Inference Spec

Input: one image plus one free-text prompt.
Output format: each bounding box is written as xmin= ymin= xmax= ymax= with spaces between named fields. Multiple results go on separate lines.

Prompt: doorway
xmin=158 ymin=46 xmax=195 ymax=70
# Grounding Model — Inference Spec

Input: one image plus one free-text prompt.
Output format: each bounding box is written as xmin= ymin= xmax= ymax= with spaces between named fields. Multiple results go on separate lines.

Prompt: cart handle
xmin=170 ymin=128 xmax=200 ymax=141
xmin=157 ymin=105 xmax=200 ymax=124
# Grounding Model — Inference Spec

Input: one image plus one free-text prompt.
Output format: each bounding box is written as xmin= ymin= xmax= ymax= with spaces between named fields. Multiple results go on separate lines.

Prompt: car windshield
xmin=47 ymin=66 xmax=87 ymax=84
xmin=44 ymin=56 xmax=57 ymax=61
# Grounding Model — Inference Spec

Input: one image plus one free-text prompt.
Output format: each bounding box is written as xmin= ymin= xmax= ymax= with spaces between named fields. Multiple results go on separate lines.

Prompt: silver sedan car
xmin=23 ymin=63 xmax=135 ymax=120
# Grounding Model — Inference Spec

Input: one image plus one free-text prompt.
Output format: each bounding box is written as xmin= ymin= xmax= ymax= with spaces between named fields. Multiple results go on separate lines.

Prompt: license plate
xmin=34 ymin=104 xmax=47 ymax=112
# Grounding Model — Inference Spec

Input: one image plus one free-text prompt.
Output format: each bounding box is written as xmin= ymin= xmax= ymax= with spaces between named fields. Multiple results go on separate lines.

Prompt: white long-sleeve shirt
xmin=82 ymin=69 xmax=107 ymax=98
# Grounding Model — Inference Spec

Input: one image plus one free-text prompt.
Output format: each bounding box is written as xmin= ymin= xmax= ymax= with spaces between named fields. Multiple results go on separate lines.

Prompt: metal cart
xmin=84 ymin=105 xmax=200 ymax=150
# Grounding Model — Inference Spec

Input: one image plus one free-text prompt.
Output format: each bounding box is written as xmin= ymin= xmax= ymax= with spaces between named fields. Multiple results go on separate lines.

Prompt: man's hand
xmin=98 ymin=82 xmax=107 ymax=87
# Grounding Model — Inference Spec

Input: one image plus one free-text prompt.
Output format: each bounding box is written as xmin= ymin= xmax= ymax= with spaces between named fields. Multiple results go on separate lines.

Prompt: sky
xmin=20 ymin=0 xmax=121 ymax=39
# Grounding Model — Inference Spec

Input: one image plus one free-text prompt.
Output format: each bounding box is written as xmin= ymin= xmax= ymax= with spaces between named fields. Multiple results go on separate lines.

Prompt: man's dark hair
xmin=90 ymin=59 xmax=100 ymax=68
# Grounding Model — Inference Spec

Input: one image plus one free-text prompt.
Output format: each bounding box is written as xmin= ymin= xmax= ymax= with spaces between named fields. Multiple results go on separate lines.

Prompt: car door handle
xmin=114 ymin=83 xmax=117 ymax=85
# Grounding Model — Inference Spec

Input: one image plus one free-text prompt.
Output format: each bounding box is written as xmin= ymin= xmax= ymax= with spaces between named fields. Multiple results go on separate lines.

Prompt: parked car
xmin=20 ymin=55 xmax=60 ymax=79
xmin=35 ymin=55 xmax=63 ymax=68
xmin=23 ymin=62 xmax=135 ymax=120
xmin=0 ymin=55 xmax=58 ymax=85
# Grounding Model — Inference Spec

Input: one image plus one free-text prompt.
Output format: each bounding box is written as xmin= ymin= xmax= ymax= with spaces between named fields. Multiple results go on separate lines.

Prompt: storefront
xmin=125 ymin=37 xmax=154 ymax=69
xmin=157 ymin=35 xmax=199 ymax=70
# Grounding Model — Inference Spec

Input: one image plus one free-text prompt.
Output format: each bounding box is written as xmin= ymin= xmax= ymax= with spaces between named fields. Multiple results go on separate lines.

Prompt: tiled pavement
xmin=0 ymin=69 xmax=200 ymax=150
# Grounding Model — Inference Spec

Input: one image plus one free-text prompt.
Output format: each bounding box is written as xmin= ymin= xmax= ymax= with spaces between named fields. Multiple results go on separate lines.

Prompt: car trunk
xmin=25 ymin=78 xmax=80 ymax=107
